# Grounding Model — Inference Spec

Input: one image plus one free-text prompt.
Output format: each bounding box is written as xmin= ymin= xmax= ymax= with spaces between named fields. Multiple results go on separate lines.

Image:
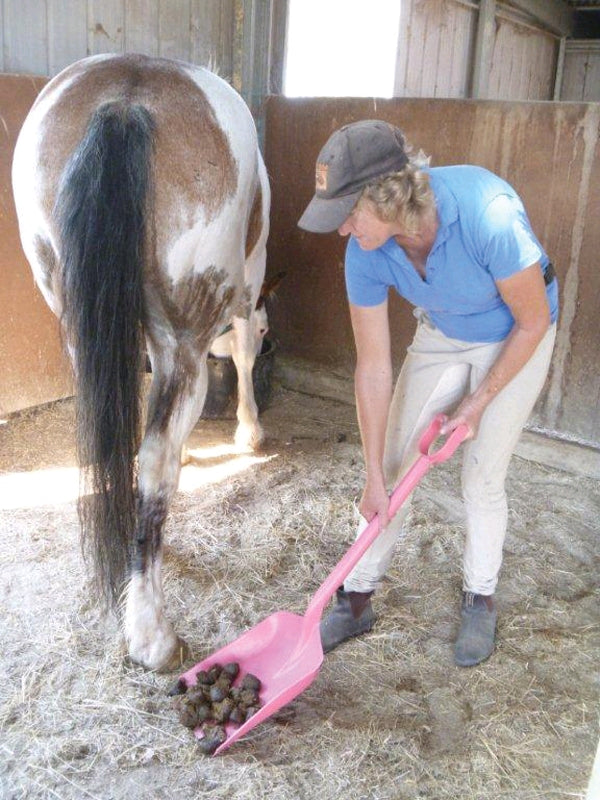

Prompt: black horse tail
xmin=55 ymin=102 xmax=155 ymax=609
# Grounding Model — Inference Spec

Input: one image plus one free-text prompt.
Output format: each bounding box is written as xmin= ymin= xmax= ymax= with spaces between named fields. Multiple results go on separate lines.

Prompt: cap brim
xmin=297 ymin=192 xmax=360 ymax=233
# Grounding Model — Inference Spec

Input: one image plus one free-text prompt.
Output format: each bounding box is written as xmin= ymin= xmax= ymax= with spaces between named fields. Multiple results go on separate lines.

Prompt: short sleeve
xmin=477 ymin=194 xmax=543 ymax=281
xmin=344 ymin=237 xmax=389 ymax=307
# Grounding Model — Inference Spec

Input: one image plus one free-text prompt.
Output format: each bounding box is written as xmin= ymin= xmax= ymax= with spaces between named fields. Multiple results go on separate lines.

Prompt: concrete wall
xmin=264 ymin=96 xmax=600 ymax=448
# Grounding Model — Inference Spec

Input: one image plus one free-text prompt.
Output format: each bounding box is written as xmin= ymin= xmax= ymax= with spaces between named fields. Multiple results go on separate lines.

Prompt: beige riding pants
xmin=344 ymin=310 xmax=557 ymax=596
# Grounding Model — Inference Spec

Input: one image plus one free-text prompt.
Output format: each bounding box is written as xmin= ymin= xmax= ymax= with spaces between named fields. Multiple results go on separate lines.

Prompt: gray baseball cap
xmin=298 ymin=119 xmax=409 ymax=233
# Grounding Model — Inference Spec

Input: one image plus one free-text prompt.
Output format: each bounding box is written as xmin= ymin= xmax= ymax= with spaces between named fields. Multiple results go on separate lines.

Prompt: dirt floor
xmin=1 ymin=383 xmax=599 ymax=800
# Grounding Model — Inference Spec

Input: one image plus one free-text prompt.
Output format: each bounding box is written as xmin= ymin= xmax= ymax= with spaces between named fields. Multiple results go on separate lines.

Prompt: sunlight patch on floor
xmin=0 ymin=445 xmax=277 ymax=510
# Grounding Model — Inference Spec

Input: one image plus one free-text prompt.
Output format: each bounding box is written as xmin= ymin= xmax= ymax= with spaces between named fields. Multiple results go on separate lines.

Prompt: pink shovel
xmin=177 ymin=413 xmax=469 ymax=755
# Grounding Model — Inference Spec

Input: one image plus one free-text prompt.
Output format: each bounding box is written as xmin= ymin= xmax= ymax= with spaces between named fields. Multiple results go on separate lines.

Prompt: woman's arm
xmin=442 ymin=261 xmax=551 ymax=438
xmin=349 ymin=300 xmax=394 ymax=526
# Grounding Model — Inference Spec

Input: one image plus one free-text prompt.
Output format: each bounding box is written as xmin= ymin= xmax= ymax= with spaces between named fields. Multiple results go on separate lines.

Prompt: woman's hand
xmin=359 ymin=476 xmax=391 ymax=529
xmin=440 ymin=395 xmax=484 ymax=439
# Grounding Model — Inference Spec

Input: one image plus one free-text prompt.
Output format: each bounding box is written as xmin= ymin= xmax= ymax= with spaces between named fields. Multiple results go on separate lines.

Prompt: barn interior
xmin=0 ymin=2 xmax=599 ymax=799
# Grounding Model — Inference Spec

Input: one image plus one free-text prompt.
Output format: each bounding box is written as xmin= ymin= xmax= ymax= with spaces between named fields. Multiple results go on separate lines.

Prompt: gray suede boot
xmin=320 ymin=587 xmax=375 ymax=653
xmin=454 ymin=592 xmax=497 ymax=667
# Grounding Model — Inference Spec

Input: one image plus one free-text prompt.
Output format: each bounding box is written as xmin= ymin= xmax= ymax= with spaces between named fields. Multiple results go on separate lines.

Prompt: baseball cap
xmin=298 ymin=119 xmax=409 ymax=233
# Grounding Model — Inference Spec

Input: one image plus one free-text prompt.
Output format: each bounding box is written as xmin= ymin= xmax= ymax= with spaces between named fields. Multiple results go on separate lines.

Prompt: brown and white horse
xmin=12 ymin=53 xmax=270 ymax=671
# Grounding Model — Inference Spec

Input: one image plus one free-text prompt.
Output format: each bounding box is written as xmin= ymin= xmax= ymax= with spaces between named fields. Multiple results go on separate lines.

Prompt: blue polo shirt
xmin=345 ymin=165 xmax=559 ymax=343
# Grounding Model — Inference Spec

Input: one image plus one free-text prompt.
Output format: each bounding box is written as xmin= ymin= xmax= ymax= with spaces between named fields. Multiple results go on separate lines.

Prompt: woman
xmin=298 ymin=120 xmax=558 ymax=666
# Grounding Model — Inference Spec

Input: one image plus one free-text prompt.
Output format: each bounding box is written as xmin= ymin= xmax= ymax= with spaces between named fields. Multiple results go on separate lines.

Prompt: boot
xmin=320 ymin=587 xmax=375 ymax=653
xmin=454 ymin=591 xmax=497 ymax=667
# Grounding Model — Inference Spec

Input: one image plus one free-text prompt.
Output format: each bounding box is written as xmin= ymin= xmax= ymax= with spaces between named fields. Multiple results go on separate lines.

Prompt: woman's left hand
xmin=440 ymin=396 xmax=483 ymax=440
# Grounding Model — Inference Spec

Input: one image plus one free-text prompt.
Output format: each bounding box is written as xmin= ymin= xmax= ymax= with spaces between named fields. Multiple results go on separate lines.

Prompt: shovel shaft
xmin=302 ymin=415 xmax=469 ymax=633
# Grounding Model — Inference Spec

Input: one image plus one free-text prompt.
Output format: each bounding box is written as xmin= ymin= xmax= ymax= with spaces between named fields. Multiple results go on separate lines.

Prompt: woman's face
xmin=337 ymin=204 xmax=398 ymax=251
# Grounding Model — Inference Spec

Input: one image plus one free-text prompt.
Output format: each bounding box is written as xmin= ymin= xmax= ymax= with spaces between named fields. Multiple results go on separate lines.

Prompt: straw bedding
xmin=0 ymin=386 xmax=598 ymax=799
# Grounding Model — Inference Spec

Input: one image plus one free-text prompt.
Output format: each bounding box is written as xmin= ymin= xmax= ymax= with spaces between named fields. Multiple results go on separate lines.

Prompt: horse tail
xmin=55 ymin=102 xmax=155 ymax=609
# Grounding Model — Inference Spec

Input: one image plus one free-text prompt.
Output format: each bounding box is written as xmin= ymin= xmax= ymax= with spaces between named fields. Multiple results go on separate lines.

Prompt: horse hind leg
xmin=230 ymin=239 xmax=268 ymax=451
xmin=124 ymin=348 xmax=209 ymax=671
xmin=230 ymin=314 xmax=265 ymax=451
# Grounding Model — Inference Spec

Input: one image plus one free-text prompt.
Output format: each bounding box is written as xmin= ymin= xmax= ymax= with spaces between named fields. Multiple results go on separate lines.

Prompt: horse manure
xmin=186 ymin=687 xmax=205 ymax=705
xmin=223 ymin=662 xmax=240 ymax=680
xmin=208 ymin=684 xmax=227 ymax=703
xmin=240 ymin=673 xmax=261 ymax=692
xmin=167 ymin=677 xmax=188 ymax=696
xmin=240 ymin=687 xmax=261 ymax=707
xmin=196 ymin=724 xmax=227 ymax=755
xmin=196 ymin=703 xmax=211 ymax=724
xmin=206 ymin=665 xmax=222 ymax=684
xmin=174 ymin=697 xmax=199 ymax=729
xmin=171 ymin=662 xmax=264 ymax=753
xmin=212 ymin=698 xmax=235 ymax=723
xmin=228 ymin=705 xmax=246 ymax=725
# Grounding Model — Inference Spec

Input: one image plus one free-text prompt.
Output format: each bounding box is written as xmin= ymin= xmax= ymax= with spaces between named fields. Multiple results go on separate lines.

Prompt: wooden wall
xmin=0 ymin=0 xmax=286 ymax=124
xmin=393 ymin=0 xmax=560 ymax=101
xmin=0 ymin=1 xmax=238 ymax=79
xmin=264 ymin=96 xmax=600 ymax=448
xmin=0 ymin=0 xmax=583 ymax=105
xmin=561 ymin=40 xmax=600 ymax=101
xmin=0 ymin=75 xmax=72 ymax=416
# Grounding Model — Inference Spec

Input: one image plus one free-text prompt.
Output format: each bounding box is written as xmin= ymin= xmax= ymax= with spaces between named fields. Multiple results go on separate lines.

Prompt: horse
xmin=208 ymin=270 xmax=286 ymax=358
xmin=11 ymin=53 xmax=270 ymax=671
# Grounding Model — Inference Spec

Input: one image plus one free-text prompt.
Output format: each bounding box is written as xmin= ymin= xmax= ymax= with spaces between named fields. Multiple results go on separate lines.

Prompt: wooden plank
xmin=392 ymin=0 xmax=411 ymax=95
xmin=89 ymin=0 xmax=125 ymax=55
xmin=269 ymin=0 xmax=287 ymax=94
xmin=159 ymin=0 xmax=191 ymax=61
xmin=190 ymin=0 xmax=234 ymax=77
xmin=471 ymin=0 xmax=495 ymax=98
xmin=47 ymin=0 xmax=88 ymax=75
xmin=447 ymin=3 xmax=476 ymax=98
xmin=420 ymin=3 xmax=443 ymax=96
xmin=565 ymin=41 xmax=600 ymax=102
xmin=125 ymin=0 xmax=159 ymax=55
xmin=434 ymin=2 xmax=455 ymax=97
xmin=405 ymin=0 xmax=427 ymax=96
xmin=561 ymin=48 xmax=588 ymax=101
xmin=583 ymin=54 xmax=600 ymax=102
xmin=239 ymin=0 xmax=272 ymax=123
xmin=0 ymin=1 xmax=5 ymax=72
xmin=3 ymin=0 xmax=48 ymax=75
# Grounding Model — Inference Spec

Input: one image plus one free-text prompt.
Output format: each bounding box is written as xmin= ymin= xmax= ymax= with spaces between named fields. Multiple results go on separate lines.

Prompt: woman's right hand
xmin=359 ymin=477 xmax=391 ymax=530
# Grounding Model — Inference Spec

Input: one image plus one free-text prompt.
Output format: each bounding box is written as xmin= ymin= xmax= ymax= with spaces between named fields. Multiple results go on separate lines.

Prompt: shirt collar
xmin=426 ymin=169 xmax=458 ymax=250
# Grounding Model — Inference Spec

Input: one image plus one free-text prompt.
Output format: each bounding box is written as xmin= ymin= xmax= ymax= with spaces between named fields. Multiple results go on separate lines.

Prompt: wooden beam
xmin=553 ymin=36 xmax=566 ymax=100
xmin=471 ymin=0 xmax=496 ymax=99
xmin=504 ymin=0 xmax=574 ymax=36
xmin=268 ymin=0 xmax=288 ymax=95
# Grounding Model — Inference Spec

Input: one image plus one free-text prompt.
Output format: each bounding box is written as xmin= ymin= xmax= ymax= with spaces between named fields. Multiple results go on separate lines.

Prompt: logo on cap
xmin=315 ymin=162 xmax=328 ymax=192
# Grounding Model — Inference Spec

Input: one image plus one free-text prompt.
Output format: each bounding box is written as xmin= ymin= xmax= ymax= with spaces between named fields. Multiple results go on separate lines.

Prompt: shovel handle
xmin=418 ymin=413 xmax=470 ymax=461
xmin=303 ymin=414 xmax=469 ymax=632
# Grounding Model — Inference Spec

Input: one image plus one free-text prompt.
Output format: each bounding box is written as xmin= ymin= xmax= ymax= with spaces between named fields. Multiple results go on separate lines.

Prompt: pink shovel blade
xmin=179 ymin=610 xmax=324 ymax=755
xmin=177 ymin=414 xmax=469 ymax=756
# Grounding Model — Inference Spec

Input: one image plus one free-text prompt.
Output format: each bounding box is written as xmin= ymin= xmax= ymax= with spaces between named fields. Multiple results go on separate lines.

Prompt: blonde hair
xmin=357 ymin=146 xmax=435 ymax=234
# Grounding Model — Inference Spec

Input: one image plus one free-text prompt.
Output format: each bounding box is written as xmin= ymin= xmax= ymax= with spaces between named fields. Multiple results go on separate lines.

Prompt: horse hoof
xmin=234 ymin=422 xmax=264 ymax=452
xmin=160 ymin=637 xmax=190 ymax=673
xmin=128 ymin=634 xmax=189 ymax=672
